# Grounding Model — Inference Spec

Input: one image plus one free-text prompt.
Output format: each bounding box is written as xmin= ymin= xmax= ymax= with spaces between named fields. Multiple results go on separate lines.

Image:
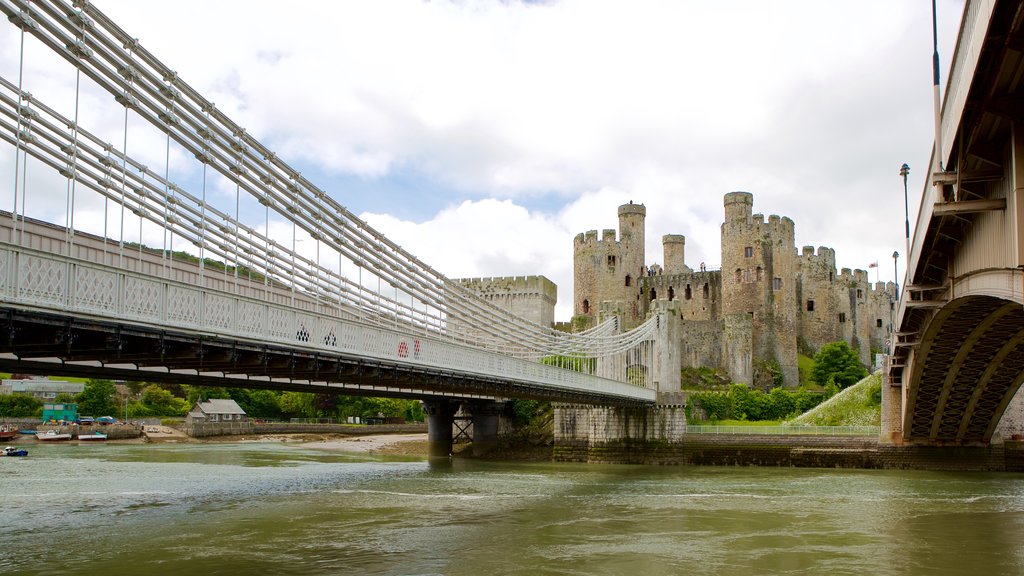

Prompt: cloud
xmin=0 ymin=0 xmax=966 ymax=322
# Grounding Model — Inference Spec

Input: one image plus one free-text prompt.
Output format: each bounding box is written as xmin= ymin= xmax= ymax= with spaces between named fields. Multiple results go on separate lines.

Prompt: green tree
xmin=0 ymin=393 xmax=42 ymax=417
xmin=76 ymin=379 xmax=117 ymax=416
xmin=811 ymin=341 xmax=868 ymax=389
xmin=279 ymin=391 xmax=316 ymax=419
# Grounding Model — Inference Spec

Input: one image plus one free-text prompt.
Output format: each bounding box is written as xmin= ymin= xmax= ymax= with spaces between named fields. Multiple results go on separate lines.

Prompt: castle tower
xmin=573 ymin=202 xmax=647 ymax=329
xmin=662 ymin=234 xmax=687 ymax=275
xmin=720 ymin=192 xmax=799 ymax=387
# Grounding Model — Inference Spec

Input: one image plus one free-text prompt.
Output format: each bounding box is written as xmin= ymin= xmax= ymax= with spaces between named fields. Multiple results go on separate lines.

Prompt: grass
xmin=797 ymin=354 xmax=816 ymax=387
xmin=784 ymin=372 xmax=881 ymax=427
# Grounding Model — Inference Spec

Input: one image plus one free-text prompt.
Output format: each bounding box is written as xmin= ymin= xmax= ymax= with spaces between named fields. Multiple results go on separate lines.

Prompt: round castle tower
xmin=720 ymin=192 xmax=799 ymax=387
xmin=573 ymin=202 xmax=647 ymax=328
xmin=662 ymin=234 xmax=687 ymax=275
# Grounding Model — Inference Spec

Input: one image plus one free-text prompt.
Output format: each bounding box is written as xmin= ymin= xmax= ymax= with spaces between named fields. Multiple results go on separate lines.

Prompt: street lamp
xmin=892 ymin=250 xmax=900 ymax=298
xmin=900 ymin=163 xmax=910 ymax=257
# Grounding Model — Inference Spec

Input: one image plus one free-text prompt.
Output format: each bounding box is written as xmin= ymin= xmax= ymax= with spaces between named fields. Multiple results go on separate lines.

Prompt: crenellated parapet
xmin=457 ymin=275 xmax=557 ymax=327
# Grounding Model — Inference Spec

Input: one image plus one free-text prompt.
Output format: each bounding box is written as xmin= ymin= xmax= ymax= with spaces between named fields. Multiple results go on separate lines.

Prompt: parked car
xmin=78 ymin=417 xmax=94 ymax=425
xmin=96 ymin=416 xmax=117 ymax=425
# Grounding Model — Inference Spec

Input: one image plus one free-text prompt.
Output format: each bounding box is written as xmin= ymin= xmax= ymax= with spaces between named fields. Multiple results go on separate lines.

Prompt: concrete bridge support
xmin=466 ymin=400 xmax=505 ymax=456
xmin=424 ymin=399 xmax=459 ymax=459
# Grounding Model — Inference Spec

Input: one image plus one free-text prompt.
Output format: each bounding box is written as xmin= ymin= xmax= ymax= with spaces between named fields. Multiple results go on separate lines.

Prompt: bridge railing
xmin=0 ymin=242 xmax=655 ymax=402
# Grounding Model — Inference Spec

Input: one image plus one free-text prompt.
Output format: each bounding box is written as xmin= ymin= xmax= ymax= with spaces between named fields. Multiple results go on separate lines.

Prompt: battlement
xmin=617 ymin=202 xmax=647 ymax=217
xmin=574 ymin=229 xmax=620 ymax=246
xmin=458 ymin=275 xmax=557 ymax=300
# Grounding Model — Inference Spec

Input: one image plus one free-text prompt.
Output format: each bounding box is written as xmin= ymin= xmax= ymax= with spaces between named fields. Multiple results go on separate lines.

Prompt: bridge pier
xmin=424 ymin=399 xmax=459 ymax=459
xmin=466 ymin=400 xmax=505 ymax=456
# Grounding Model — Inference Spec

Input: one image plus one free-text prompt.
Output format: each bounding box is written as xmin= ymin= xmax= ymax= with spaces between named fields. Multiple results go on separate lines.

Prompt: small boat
xmin=36 ymin=430 xmax=72 ymax=441
xmin=78 ymin=431 xmax=107 ymax=442
xmin=0 ymin=426 xmax=17 ymax=441
xmin=18 ymin=430 xmax=37 ymax=435
xmin=2 ymin=446 xmax=28 ymax=457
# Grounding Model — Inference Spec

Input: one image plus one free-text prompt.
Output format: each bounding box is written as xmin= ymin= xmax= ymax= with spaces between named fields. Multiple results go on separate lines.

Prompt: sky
xmin=0 ymin=0 xmax=965 ymax=321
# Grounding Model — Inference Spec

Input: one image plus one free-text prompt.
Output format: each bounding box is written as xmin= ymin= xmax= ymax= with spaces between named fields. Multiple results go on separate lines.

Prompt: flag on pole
xmin=868 ymin=261 xmax=878 ymax=268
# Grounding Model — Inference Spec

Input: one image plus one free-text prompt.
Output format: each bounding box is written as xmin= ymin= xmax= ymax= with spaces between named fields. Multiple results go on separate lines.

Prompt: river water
xmin=3 ymin=442 xmax=1024 ymax=575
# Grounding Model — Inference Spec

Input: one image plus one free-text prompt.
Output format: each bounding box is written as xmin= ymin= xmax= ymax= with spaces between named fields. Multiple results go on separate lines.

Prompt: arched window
xmin=668 ymin=287 xmax=675 ymax=301
xmin=625 ymin=274 xmax=632 ymax=287
xmin=582 ymin=299 xmax=590 ymax=314
xmin=684 ymin=284 xmax=692 ymax=300
xmin=756 ymin=266 xmax=763 ymax=281
xmin=735 ymin=268 xmax=742 ymax=283
xmin=649 ymin=288 xmax=657 ymax=301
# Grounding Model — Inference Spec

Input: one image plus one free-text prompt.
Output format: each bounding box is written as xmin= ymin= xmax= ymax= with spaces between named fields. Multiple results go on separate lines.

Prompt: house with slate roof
xmin=186 ymin=398 xmax=247 ymax=425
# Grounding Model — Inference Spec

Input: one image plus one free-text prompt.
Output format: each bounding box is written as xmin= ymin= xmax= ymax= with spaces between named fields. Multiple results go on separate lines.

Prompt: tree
xmin=811 ymin=341 xmax=868 ymax=389
xmin=76 ymin=379 xmax=117 ymax=416
xmin=0 ymin=393 xmax=42 ymax=417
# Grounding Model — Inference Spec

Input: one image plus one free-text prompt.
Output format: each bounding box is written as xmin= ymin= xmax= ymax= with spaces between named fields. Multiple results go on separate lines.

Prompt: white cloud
xmin=0 ymin=0 xmax=966 ymax=321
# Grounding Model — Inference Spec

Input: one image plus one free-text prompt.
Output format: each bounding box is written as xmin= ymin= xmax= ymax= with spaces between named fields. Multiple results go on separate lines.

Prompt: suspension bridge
xmin=0 ymin=0 xmax=661 ymax=452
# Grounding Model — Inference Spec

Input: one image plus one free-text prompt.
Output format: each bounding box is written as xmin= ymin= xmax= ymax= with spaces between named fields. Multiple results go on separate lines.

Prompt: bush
xmin=689 ymin=384 xmax=825 ymax=422
xmin=0 ymin=393 xmax=42 ymax=417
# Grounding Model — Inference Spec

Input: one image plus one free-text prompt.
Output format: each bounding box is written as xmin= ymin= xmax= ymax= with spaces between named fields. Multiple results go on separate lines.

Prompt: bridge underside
xmin=904 ymin=295 xmax=1024 ymax=444
xmin=0 ymin=307 xmax=646 ymax=406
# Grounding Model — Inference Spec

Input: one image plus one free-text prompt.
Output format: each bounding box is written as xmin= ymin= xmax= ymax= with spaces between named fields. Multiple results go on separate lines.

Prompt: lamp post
xmin=900 ymin=163 xmax=910 ymax=257
xmin=892 ymin=250 xmax=900 ymax=299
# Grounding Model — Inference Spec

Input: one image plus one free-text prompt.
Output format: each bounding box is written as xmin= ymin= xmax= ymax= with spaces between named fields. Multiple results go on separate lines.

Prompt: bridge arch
xmin=904 ymin=294 xmax=1024 ymax=444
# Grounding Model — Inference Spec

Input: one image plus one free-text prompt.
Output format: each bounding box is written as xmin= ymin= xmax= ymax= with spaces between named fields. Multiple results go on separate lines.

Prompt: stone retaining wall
xmin=553 ymin=434 xmax=1024 ymax=472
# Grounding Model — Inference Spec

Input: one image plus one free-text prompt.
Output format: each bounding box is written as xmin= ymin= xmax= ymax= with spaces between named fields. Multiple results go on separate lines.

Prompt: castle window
xmin=876 ymin=318 xmax=883 ymax=328
xmin=668 ymin=287 xmax=675 ymax=301
xmin=625 ymin=274 xmax=632 ymax=287
xmin=806 ymin=299 xmax=814 ymax=312
xmin=856 ymin=288 xmax=863 ymax=299
xmin=703 ymin=283 xmax=709 ymax=299
xmin=649 ymin=288 xmax=657 ymax=301
xmin=743 ymin=270 xmax=752 ymax=283
xmin=773 ymin=277 xmax=782 ymax=290
xmin=582 ymin=299 xmax=590 ymax=314
xmin=684 ymin=284 xmax=692 ymax=300
xmin=756 ymin=266 xmax=763 ymax=281
xmin=607 ymin=255 xmax=616 ymax=268
xmin=839 ymin=312 xmax=846 ymax=323
xmin=735 ymin=269 xmax=742 ymax=283
xmin=744 ymin=246 xmax=753 ymax=258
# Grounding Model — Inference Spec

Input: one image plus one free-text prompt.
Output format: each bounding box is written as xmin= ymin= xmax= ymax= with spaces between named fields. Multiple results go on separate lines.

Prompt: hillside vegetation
xmin=784 ymin=372 xmax=882 ymax=427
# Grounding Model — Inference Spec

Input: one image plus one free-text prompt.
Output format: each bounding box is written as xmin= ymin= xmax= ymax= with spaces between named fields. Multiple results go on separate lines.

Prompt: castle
xmin=457 ymin=191 xmax=894 ymax=389
xmin=572 ymin=192 xmax=895 ymax=388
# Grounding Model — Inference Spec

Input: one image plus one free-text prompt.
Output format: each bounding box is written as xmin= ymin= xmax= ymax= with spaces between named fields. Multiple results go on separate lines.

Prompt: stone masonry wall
xmin=457 ymin=276 xmax=557 ymax=327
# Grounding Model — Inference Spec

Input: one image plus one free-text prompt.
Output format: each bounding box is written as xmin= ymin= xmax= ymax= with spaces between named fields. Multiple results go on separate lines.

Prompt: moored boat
xmin=78 ymin=431 xmax=107 ymax=441
xmin=36 ymin=430 xmax=72 ymax=441
xmin=2 ymin=446 xmax=28 ymax=457
xmin=0 ymin=425 xmax=17 ymax=441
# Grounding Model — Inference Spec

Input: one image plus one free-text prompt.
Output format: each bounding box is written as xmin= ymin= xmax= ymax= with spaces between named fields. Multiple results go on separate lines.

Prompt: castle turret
xmin=724 ymin=191 xmax=753 ymax=224
xmin=662 ymin=234 xmax=687 ymax=275
xmin=572 ymin=202 xmax=647 ymax=329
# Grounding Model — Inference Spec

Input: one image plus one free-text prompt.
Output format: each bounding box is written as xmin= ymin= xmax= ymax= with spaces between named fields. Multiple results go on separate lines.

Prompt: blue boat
xmin=2 ymin=446 xmax=28 ymax=457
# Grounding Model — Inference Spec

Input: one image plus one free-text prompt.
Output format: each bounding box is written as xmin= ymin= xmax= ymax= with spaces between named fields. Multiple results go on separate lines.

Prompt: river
xmin=2 ymin=441 xmax=1024 ymax=575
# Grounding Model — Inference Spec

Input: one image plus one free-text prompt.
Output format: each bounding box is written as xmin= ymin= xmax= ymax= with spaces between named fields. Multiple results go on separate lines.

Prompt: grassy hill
xmin=784 ymin=372 xmax=882 ymax=427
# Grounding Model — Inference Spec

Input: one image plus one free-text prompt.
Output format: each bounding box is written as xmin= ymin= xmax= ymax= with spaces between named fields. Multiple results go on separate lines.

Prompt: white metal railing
xmin=686 ymin=425 xmax=880 ymax=436
xmin=0 ymin=243 xmax=656 ymax=403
